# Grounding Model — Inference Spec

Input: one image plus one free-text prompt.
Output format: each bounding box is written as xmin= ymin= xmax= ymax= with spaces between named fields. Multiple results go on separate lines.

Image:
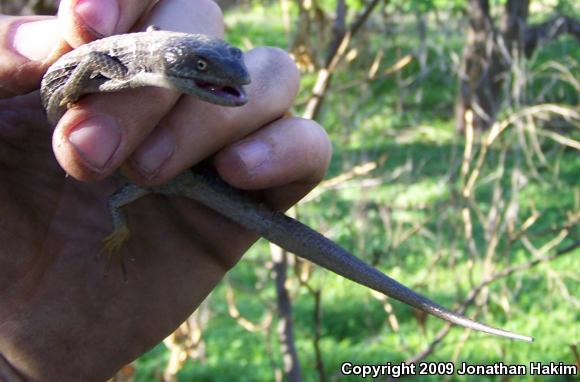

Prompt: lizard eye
xmin=196 ymin=59 xmax=208 ymax=71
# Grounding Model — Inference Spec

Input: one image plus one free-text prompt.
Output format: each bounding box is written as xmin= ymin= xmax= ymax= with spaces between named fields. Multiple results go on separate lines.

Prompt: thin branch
xmin=303 ymin=0 xmax=385 ymax=120
xmin=312 ymin=290 xmax=326 ymax=382
xmin=225 ymin=282 xmax=273 ymax=332
xmin=524 ymin=15 xmax=580 ymax=57
xmin=271 ymin=244 xmax=303 ymax=382
xmin=395 ymin=238 xmax=579 ymax=371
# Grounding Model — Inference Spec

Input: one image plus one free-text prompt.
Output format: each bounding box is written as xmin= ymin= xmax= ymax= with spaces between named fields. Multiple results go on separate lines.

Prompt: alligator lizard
xmin=40 ymin=28 xmax=533 ymax=342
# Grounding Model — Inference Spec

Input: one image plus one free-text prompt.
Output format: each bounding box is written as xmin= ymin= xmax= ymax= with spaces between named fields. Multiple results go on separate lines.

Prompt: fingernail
xmin=233 ymin=139 xmax=271 ymax=172
xmin=12 ymin=19 xmax=60 ymax=60
xmin=132 ymin=128 xmax=175 ymax=177
xmin=69 ymin=115 xmax=121 ymax=170
xmin=75 ymin=0 xmax=119 ymax=37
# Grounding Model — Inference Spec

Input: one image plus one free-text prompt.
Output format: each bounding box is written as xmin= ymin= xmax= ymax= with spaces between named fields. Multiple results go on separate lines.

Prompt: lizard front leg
xmin=58 ymin=51 xmax=129 ymax=107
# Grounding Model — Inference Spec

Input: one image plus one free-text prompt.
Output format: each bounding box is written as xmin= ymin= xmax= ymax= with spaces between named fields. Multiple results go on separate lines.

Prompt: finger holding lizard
xmin=52 ymin=0 xmax=226 ymax=180
xmin=58 ymin=0 xmax=160 ymax=46
xmin=122 ymin=46 xmax=304 ymax=185
xmin=0 ymin=0 xmax=159 ymax=98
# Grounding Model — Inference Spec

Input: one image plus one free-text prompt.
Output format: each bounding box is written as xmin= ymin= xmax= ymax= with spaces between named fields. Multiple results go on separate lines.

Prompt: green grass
xmin=135 ymin=3 xmax=579 ymax=381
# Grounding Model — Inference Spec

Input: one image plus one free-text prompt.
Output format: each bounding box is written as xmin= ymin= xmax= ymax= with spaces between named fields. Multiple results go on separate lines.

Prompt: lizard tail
xmin=185 ymin=166 xmax=533 ymax=342
xmin=262 ymin=214 xmax=532 ymax=342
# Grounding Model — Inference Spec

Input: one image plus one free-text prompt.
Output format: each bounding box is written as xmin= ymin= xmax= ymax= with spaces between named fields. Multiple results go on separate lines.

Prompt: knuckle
xmin=186 ymin=0 xmax=224 ymax=30
xmin=246 ymin=47 xmax=300 ymax=111
xmin=252 ymin=46 xmax=300 ymax=83
xmin=200 ymin=0 xmax=224 ymax=23
xmin=300 ymin=119 xmax=332 ymax=168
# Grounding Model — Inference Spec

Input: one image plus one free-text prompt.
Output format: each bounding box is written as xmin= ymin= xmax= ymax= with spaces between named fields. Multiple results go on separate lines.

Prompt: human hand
xmin=0 ymin=0 xmax=331 ymax=381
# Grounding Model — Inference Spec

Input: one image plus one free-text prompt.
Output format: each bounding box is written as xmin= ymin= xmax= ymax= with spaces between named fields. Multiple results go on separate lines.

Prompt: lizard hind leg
xmin=99 ymin=183 xmax=150 ymax=272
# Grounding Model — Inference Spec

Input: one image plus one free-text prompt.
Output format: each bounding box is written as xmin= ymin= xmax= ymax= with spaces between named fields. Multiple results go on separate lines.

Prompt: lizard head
xmin=163 ymin=35 xmax=251 ymax=106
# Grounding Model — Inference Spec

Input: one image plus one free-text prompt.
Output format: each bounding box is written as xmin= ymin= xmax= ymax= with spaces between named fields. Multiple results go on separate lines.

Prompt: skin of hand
xmin=0 ymin=0 xmax=331 ymax=381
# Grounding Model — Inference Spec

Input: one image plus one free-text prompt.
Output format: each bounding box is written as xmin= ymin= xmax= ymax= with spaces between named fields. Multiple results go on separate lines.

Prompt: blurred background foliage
xmin=2 ymin=0 xmax=578 ymax=381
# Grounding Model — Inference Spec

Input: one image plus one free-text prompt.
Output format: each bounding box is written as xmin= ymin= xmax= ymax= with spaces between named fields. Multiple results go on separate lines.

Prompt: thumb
xmin=0 ymin=15 xmax=65 ymax=98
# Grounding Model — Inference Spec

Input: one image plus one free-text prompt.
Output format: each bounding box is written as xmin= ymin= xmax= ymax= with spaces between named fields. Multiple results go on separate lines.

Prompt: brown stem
xmin=312 ymin=290 xmax=326 ymax=382
xmin=303 ymin=0 xmax=384 ymax=120
xmin=391 ymin=238 xmax=579 ymax=374
xmin=271 ymin=245 xmax=303 ymax=382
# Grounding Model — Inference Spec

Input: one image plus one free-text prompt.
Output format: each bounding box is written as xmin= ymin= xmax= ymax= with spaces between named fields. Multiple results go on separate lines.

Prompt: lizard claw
xmin=58 ymin=97 xmax=75 ymax=109
xmin=99 ymin=224 xmax=130 ymax=272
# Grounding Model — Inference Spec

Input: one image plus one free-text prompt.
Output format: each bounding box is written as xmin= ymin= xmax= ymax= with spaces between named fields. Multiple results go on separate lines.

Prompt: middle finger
xmin=125 ymin=46 xmax=300 ymax=185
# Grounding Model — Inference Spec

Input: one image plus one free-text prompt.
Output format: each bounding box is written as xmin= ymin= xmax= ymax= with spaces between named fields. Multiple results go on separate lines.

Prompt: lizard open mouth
xmin=195 ymin=80 xmax=247 ymax=106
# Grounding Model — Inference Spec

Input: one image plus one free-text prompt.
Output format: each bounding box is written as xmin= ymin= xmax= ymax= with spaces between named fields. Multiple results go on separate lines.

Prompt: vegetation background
xmin=2 ymin=0 xmax=578 ymax=381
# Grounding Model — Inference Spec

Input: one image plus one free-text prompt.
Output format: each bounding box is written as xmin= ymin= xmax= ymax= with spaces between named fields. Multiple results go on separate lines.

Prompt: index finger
xmin=51 ymin=0 xmax=226 ymax=180
xmin=57 ymin=0 xmax=159 ymax=46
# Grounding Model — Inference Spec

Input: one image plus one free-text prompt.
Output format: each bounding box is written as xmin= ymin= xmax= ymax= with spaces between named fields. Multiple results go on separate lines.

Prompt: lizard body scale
xmin=40 ymin=29 xmax=533 ymax=342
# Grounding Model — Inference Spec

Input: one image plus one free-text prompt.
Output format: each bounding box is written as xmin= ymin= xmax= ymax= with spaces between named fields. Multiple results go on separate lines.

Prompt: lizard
xmin=40 ymin=28 xmax=533 ymax=343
